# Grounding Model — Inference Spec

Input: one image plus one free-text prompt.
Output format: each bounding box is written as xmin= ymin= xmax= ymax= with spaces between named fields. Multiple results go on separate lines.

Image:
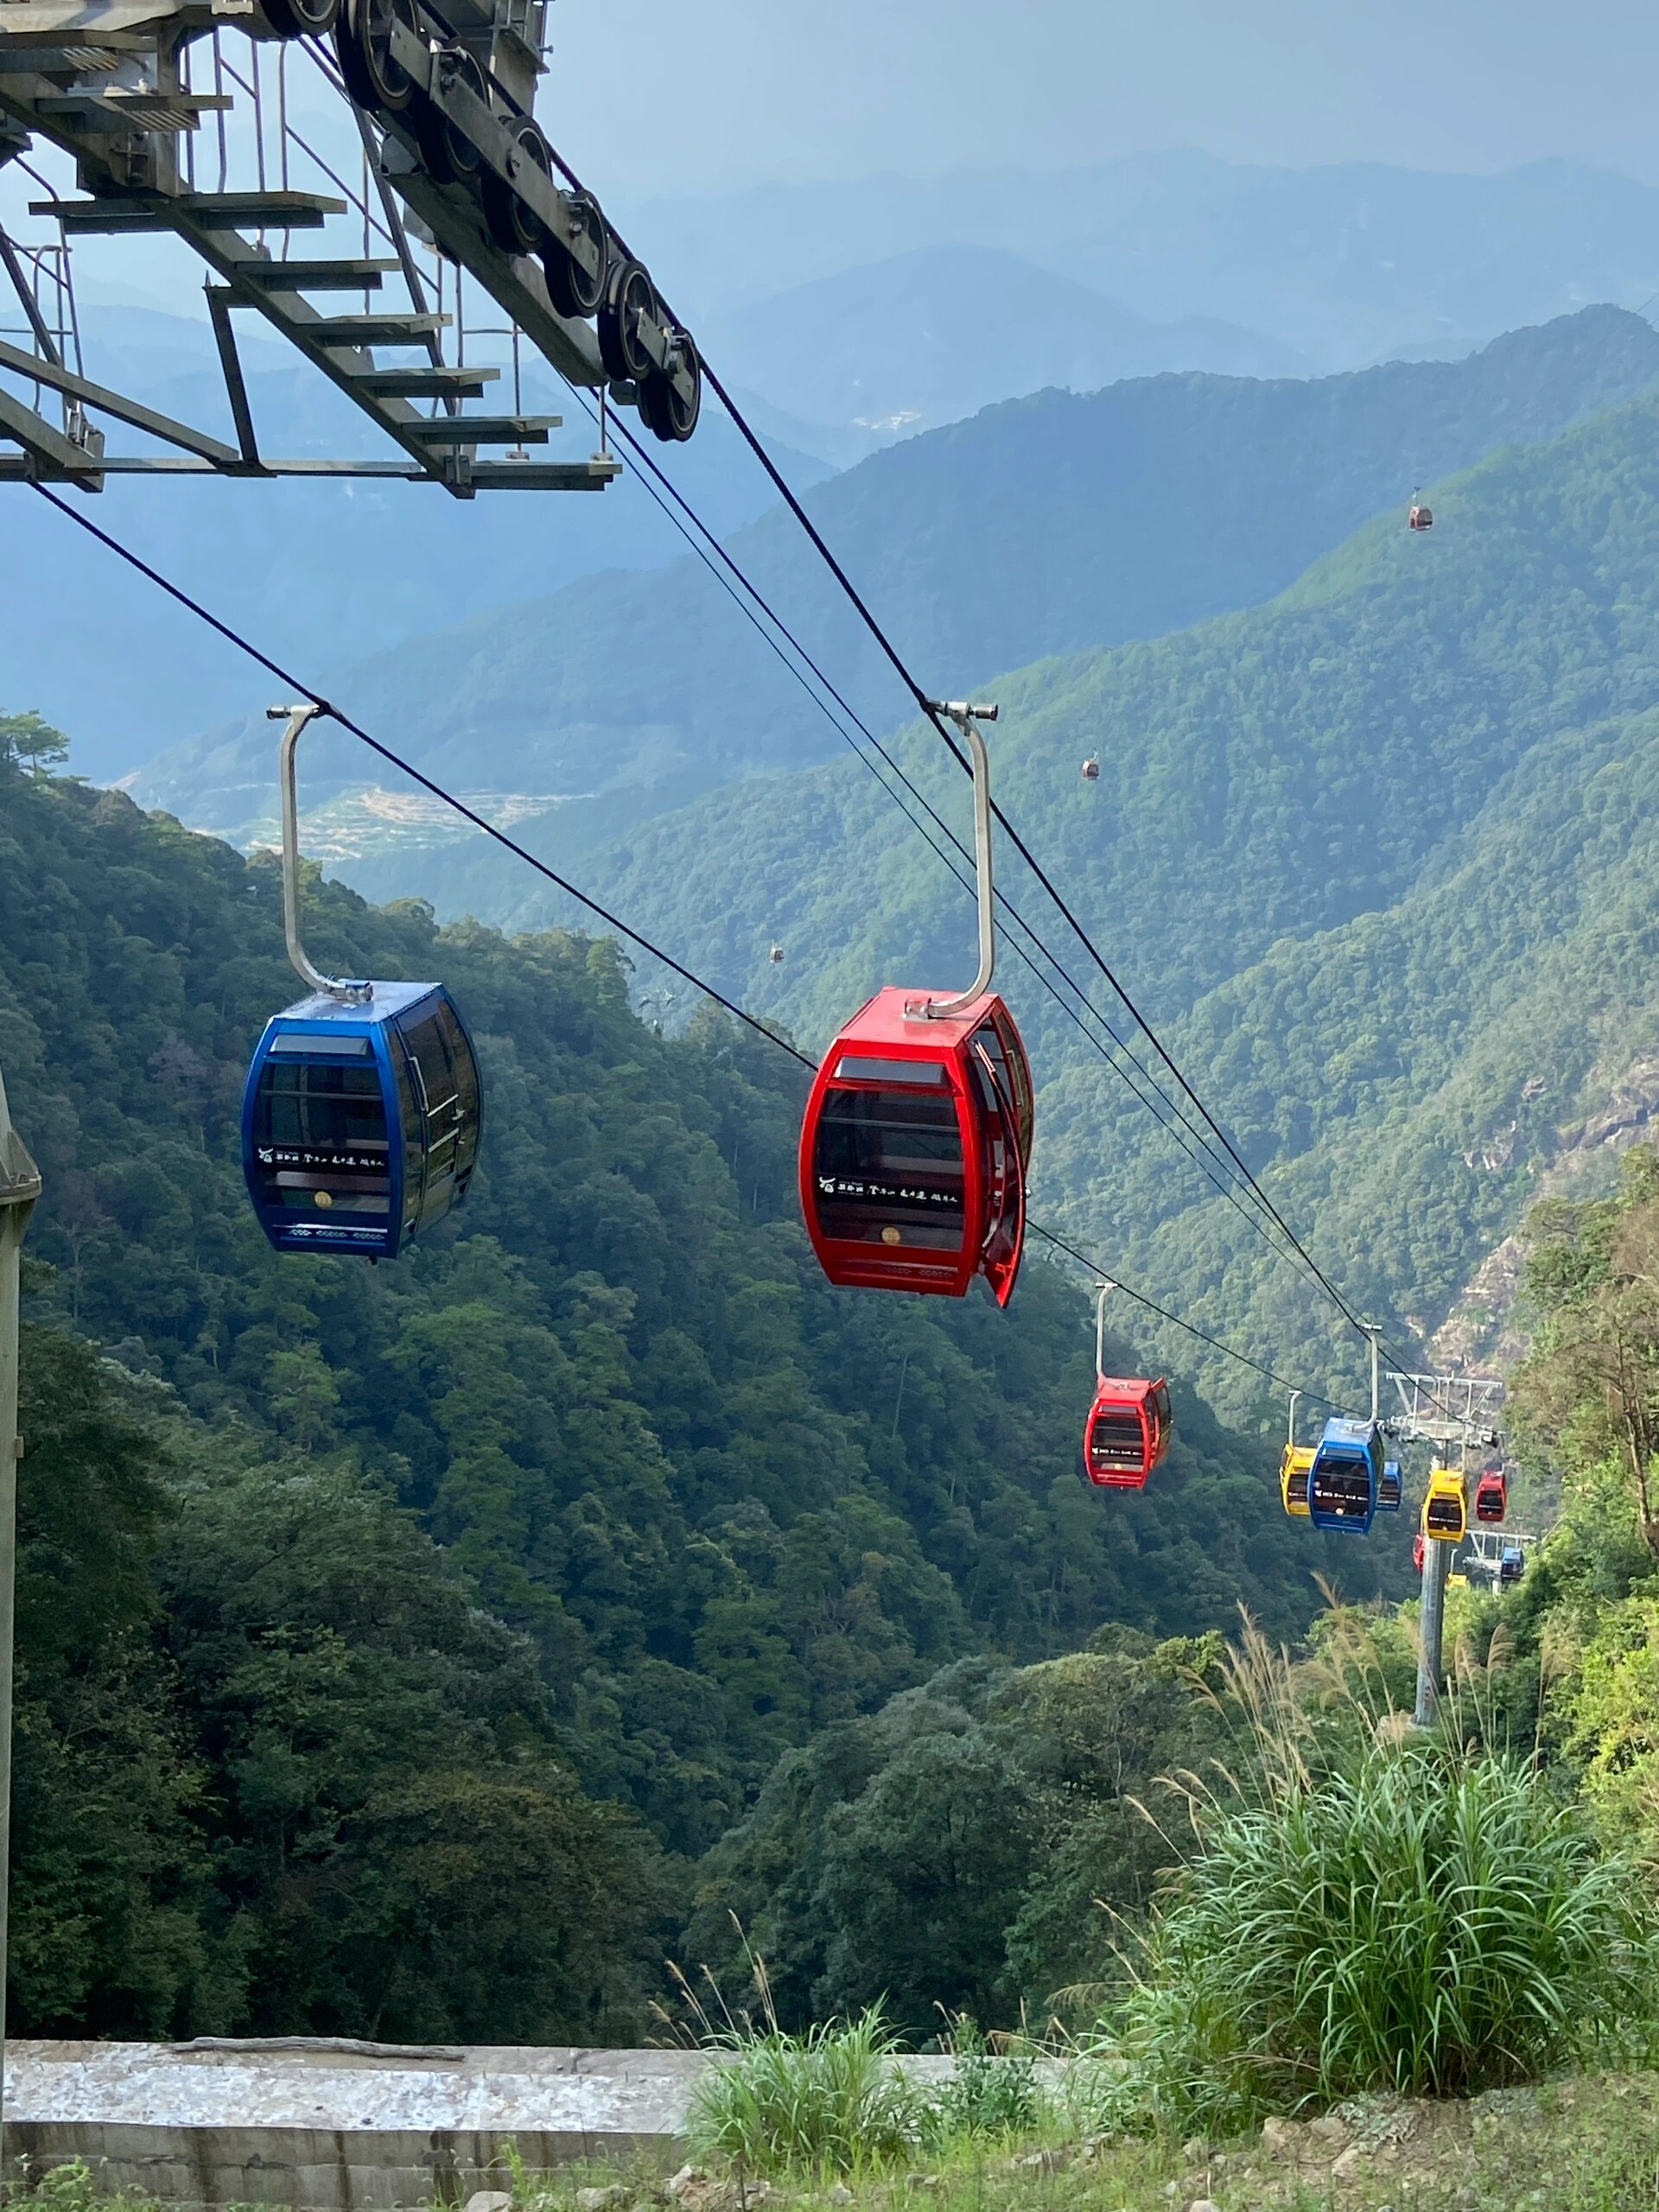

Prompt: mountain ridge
xmin=130 ymin=306 xmax=1659 ymax=918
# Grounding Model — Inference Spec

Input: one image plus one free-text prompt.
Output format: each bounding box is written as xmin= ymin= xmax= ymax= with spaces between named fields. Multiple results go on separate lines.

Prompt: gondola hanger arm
xmin=269 ymin=702 xmax=372 ymax=1007
xmin=910 ymin=701 xmax=999 ymax=1021
xmin=1095 ymin=1276 xmax=1118 ymax=1382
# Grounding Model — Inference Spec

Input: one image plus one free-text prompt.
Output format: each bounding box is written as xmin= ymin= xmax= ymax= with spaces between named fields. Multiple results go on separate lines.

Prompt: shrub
xmin=684 ymin=2005 xmax=919 ymax=2177
xmin=9 ymin=2159 xmax=160 ymax=2212
xmin=1093 ymin=1741 xmax=1657 ymax=2137
xmin=925 ymin=2018 xmax=1043 ymax=2143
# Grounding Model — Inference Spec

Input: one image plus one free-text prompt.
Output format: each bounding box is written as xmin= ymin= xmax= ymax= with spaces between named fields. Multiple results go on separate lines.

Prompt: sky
xmin=549 ymin=0 xmax=1659 ymax=197
xmin=14 ymin=0 xmax=1659 ymax=316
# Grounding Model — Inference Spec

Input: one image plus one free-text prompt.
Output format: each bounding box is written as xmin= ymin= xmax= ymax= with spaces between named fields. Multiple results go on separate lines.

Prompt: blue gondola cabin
xmin=1308 ymin=1416 xmax=1383 ymax=1534
xmin=242 ymin=982 xmax=480 ymax=1258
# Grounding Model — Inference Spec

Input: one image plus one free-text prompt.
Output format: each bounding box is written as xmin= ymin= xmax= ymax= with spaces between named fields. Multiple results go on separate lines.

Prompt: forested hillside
xmin=128 ymin=308 xmax=1659 ymax=916
xmin=571 ymin=381 xmax=1659 ymax=1419
xmin=0 ymin=716 xmax=1378 ymax=2035
xmin=669 ymin=1147 xmax=1659 ymax=2049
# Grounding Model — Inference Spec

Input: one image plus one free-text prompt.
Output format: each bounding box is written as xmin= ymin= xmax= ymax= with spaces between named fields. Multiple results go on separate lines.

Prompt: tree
xmin=1514 ymin=1149 xmax=1659 ymax=1557
xmin=0 ymin=711 xmax=69 ymax=773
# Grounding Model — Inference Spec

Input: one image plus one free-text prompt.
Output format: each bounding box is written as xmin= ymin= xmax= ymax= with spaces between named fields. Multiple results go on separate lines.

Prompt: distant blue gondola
xmin=1377 ymin=1459 xmax=1402 ymax=1513
xmin=1308 ymin=1416 xmax=1382 ymax=1535
xmin=242 ymin=982 xmax=480 ymax=1258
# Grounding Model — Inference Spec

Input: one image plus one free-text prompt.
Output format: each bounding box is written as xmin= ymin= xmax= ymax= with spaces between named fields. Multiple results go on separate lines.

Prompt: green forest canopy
xmin=0 ymin=718 xmax=1382 ymax=2037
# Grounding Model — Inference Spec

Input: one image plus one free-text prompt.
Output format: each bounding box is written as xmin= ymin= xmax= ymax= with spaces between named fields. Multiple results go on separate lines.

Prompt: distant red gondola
xmin=1079 ymin=1281 xmax=1172 ymax=1489
xmin=1474 ymin=1464 xmax=1508 ymax=1524
xmin=798 ymin=701 xmax=1033 ymax=1305
xmin=1084 ymin=1376 xmax=1172 ymax=1489
xmin=1408 ymin=501 xmax=1433 ymax=531
xmin=1413 ymin=1531 xmax=1426 ymax=1574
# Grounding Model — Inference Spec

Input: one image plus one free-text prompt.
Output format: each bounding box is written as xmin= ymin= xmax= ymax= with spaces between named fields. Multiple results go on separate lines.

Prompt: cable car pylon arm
xmin=270 ymin=702 xmax=372 ymax=1006
xmin=914 ymin=701 xmax=998 ymax=1021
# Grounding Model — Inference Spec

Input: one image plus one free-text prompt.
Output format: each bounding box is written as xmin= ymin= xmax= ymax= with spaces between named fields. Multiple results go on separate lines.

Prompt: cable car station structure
xmin=0 ymin=0 xmax=702 ymax=492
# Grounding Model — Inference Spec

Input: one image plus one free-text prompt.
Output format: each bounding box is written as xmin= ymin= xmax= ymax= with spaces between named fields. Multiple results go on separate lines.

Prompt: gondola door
xmin=971 ymin=1025 xmax=1027 ymax=1307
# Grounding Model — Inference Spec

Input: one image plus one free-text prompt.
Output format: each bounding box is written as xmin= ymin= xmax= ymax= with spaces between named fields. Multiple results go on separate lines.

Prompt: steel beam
xmin=206 ymin=285 xmax=261 ymax=467
xmin=0 ymin=449 xmax=618 ymax=484
xmin=0 ymin=332 xmax=239 ymax=461
xmin=0 ymin=378 xmax=99 ymax=475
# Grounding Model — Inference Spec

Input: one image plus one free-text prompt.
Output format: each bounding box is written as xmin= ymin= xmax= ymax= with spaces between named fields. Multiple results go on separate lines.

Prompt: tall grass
xmin=1096 ymin=1739 xmax=1658 ymax=2137
xmin=684 ymin=2005 xmax=920 ymax=2177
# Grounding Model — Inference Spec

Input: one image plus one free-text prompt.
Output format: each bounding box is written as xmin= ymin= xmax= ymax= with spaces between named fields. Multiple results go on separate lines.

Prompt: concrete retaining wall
xmin=3 ymin=2040 xmax=719 ymax=2209
xmin=3 ymin=2040 xmax=960 ymax=2211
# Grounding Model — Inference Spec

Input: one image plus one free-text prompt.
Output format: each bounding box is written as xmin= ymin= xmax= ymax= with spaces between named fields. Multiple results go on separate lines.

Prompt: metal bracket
xmin=206 ymin=284 xmax=261 ymax=468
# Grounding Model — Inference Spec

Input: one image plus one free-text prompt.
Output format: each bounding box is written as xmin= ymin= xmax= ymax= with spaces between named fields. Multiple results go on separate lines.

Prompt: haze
xmin=550 ymin=0 xmax=1659 ymax=196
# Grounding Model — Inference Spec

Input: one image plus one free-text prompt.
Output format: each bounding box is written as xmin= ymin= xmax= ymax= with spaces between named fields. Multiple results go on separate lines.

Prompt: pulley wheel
xmin=416 ymin=47 xmax=487 ymax=184
xmin=642 ymin=331 xmax=702 ymax=443
xmin=597 ymin=257 xmax=658 ymax=383
xmin=335 ymin=0 xmax=415 ymax=114
xmin=543 ymin=191 xmax=609 ymax=319
xmin=262 ymin=0 xmax=339 ymax=39
xmin=481 ymin=118 xmax=552 ymax=257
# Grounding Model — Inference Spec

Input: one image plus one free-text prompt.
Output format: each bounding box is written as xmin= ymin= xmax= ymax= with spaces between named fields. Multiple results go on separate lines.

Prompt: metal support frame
xmin=0 ymin=3 xmax=644 ymax=494
xmin=1414 ymin=1522 xmax=1452 ymax=1730
xmin=0 ymin=1065 xmax=42 ymax=2173
xmin=1287 ymin=1388 xmax=1301 ymax=1450
xmin=271 ymin=702 xmax=372 ymax=1004
xmin=1384 ymin=1370 xmax=1504 ymax=1729
xmin=912 ymin=700 xmax=999 ymax=1020
xmin=1388 ymin=1370 xmax=1503 ymax=1448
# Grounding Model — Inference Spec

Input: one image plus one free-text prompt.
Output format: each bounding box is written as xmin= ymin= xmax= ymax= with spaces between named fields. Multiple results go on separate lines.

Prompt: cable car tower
xmin=0 ymin=0 xmax=702 ymax=493
xmin=1382 ymin=1368 xmax=1505 ymax=1729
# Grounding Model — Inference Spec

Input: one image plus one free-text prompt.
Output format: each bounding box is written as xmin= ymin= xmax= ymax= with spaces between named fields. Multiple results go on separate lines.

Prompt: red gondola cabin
xmin=1083 ymin=1377 xmax=1172 ymax=1490
xmin=1413 ymin=1531 xmax=1426 ymax=1574
xmin=798 ymin=987 xmax=1033 ymax=1304
xmin=1474 ymin=1465 xmax=1508 ymax=1524
xmin=1408 ymin=502 xmax=1433 ymax=531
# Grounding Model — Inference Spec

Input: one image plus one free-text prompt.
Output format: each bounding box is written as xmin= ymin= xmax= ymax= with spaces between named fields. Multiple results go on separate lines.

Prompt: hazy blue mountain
xmin=620 ymin=151 xmax=1659 ymax=375
xmin=0 ymin=306 xmax=833 ymax=780
xmin=697 ymin=243 xmax=1304 ymax=440
xmin=129 ymin=307 xmax=1659 ymax=915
